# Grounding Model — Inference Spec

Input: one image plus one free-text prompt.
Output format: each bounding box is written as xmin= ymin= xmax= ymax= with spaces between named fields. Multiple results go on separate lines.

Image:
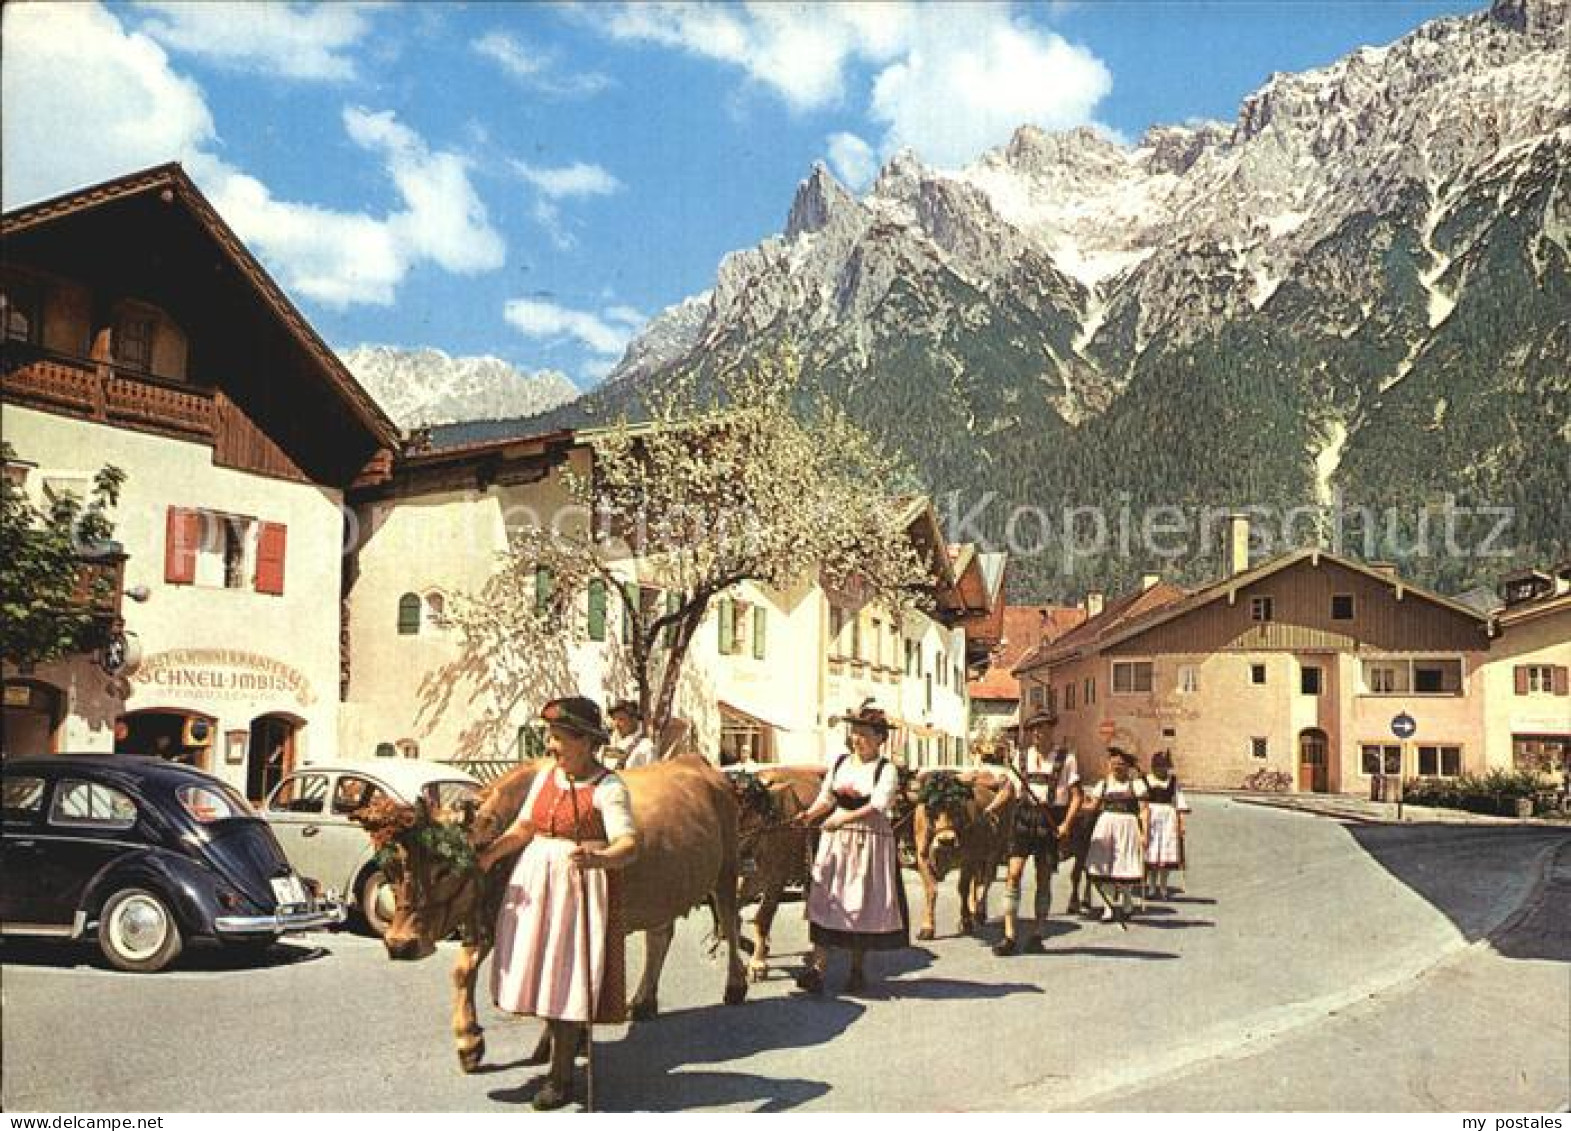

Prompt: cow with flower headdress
xmin=912 ymin=769 xmax=1013 ymax=940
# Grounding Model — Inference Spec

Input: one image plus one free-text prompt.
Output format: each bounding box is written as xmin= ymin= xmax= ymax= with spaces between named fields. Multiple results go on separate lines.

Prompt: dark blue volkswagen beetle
xmin=1 ymin=754 xmax=345 ymax=972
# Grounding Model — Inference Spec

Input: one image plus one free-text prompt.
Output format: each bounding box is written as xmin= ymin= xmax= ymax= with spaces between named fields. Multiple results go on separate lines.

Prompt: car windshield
xmin=425 ymin=780 xmax=481 ymax=811
xmin=177 ymin=781 xmax=257 ymax=823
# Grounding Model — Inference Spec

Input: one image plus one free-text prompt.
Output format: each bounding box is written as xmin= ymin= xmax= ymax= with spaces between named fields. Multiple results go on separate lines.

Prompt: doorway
xmin=1 ymin=680 xmax=62 ymax=756
xmin=116 ymin=709 xmax=216 ymax=769
xmin=1298 ymin=729 xmax=1329 ymax=793
xmin=247 ymin=715 xmax=300 ymax=803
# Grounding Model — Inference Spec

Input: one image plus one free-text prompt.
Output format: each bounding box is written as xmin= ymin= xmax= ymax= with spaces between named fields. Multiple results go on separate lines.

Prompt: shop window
xmin=1416 ymin=745 xmax=1462 ymax=778
xmin=1360 ymin=744 xmax=1403 ymax=776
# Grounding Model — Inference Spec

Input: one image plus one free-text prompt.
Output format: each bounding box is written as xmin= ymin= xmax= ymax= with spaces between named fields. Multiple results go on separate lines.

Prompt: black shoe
xmin=992 ymin=935 xmax=1017 ymax=957
xmin=794 ymin=966 xmax=824 ymax=995
xmin=532 ymin=1080 xmax=574 ymax=1111
xmin=1020 ymin=935 xmax=1046 ymax=954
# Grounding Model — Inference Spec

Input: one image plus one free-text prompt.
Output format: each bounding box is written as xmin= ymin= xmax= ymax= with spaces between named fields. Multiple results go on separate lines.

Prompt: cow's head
xmin=353 ymin=795 xmax=483 ymax=961
xmin=918 ymin=772 xmax=974 ymax=881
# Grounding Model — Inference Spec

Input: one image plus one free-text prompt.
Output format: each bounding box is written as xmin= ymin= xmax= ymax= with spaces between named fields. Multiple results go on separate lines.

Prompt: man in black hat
xmin=605 ymin=699 xmax=656 ymax=771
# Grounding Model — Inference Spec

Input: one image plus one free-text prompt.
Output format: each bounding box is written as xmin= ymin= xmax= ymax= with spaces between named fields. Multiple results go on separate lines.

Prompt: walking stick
xmin=566 ymin=773 xmax=596 ymax=1113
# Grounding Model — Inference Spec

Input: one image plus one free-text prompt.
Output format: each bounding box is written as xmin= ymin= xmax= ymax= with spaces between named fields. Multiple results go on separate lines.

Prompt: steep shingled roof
xmin=972 ymin=605 xmax=1086 ymax=700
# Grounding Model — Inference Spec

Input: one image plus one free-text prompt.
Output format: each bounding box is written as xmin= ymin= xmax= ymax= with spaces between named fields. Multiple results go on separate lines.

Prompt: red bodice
xmin=529 ymin=768 xmax=609 ymax=841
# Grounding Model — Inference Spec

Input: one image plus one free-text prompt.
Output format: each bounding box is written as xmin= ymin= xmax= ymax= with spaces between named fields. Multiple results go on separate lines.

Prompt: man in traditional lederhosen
xmin=986 ymin=738 xmax=1058 ymax=955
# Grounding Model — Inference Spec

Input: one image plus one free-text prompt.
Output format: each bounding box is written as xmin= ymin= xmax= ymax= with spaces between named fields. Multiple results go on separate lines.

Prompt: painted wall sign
xmin=131 ymin=649 xmax=316 ymax=707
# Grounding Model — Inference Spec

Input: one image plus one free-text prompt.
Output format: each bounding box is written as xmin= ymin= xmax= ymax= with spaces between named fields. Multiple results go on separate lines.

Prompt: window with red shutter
xmin=254 ymin=522 xmax=287 ymax=595
xmin=165 ymin=508 xmax=200 ymax=585
xmin=1555 ymin=667 xmax=1569 ymax=697
xmin=1514 ymin=666 xmax=1530 ymax=696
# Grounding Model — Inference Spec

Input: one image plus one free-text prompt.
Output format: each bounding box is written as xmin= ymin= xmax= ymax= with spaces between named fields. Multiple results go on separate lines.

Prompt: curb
xmin=1223 ymin=793 xmax=1571 ymax=829
xmin=1482 ymin=836 xmax=1569 ymax=948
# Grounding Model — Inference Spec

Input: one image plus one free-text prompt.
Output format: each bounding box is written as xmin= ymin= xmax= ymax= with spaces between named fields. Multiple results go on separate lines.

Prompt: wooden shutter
xmin=587 ymin=578 xmax=607 ymax=642
xmin=753 ymin=605 xmax=767 ymax=659
xmin=254 ymin=522 xmax=287 ymax=595
xmin=397 ymin=593 xmax=421 ymax=635
xmin=1554 ymin=666 xmax=1570 ymax=697
xmin=164 ymin=507 xmax=200 ymax=585
xmin=1514 ymin=666 xmax=1530 ymax=695
xmin=718 ymin=597 xmax=734 ymax=654
xmin=663 ymin=591 xmax=679 ymax=648
xmin=621 ymin=581 xmax=639 ymax=645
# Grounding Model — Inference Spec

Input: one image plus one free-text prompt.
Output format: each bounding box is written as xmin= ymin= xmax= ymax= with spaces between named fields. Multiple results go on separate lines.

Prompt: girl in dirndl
xmin=1144 ymin=750 xmax=1189 ymax=900
xmin=1085 ymin=748 xmax=1149 ymax=924
xmin=478 ymin=697 xmax=638 ymax=1112
xmin=792 ymin=702 xmax=909 ymax=995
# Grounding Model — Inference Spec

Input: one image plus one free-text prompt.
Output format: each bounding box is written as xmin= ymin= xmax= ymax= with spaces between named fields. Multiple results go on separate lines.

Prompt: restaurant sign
xmin=132 ymin=649 xmax=316 ymax=707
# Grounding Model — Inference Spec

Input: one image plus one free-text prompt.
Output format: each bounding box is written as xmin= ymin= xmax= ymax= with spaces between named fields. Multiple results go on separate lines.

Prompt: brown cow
xmin=729 ymin=764 xmax=823 ymax=981
xmin=912 ymin=771 xmax=1013 ymax=940
xmin=357 ymin=755 xmax=748 ymax=1074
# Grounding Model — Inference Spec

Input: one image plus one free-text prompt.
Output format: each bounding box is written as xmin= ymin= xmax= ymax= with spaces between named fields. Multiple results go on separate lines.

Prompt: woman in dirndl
xmin=1085 ymin=747 xmax=1149 ymax=925
xmin=1144 ymin=749 xmax=1189 ymax=901
xmin=477 ymin=697 xmax=638 ymax=1111
xmin=792 ymin=702 xmax=909 ymax=995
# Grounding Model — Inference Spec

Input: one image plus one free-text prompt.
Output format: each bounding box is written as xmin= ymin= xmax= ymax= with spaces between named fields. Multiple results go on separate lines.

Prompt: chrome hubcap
xmin=113 ymin=896 xmax=167 ymax=960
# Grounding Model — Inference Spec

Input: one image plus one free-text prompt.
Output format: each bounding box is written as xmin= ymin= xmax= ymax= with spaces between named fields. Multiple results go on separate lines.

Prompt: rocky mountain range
xmin=439 ymin=0 xmax=1570 ymax=600
xmin=340 ymin=345 xmax=577 ymax=431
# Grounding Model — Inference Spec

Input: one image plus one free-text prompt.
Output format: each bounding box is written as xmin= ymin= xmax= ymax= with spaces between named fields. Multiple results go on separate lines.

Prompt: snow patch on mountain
xmin=339 ymin=345 xmax=579 ymax=430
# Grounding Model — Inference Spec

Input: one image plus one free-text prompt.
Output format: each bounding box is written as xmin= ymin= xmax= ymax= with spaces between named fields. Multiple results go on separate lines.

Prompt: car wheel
xmin=359 ymin=868 xmax=396 ymax=938
xmin=98 ymin=888 xmax=183 ymax=973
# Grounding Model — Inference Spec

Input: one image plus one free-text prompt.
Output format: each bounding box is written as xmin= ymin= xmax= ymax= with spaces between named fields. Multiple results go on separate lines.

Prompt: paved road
xmin=3 ymin=797 xmax=1566 ymax=1112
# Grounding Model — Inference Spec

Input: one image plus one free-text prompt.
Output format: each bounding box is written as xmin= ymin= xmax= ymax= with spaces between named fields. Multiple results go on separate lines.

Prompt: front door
xmin=1298 ymin=730 xmax=1329 ymax=793
xmin=247 ymin=716 xmax=298 ymax=803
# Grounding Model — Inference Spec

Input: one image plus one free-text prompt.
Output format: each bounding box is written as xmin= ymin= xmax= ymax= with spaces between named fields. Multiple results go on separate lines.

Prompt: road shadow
xmin=1342 ymin=823 xmax=1571 ymax=954
xmin=877 ymin=976 xmax=1045 ymax=1002
xmin=1042 ymin=946 xmax=1180 ymax=961
xmin=0 ymin=937 xmax=329 ymax=974
xmin=564 ymin=995 xmax=851 ymax=1112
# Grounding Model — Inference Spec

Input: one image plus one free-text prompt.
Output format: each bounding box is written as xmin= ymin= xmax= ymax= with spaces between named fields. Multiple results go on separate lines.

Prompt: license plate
xmin=271 ymin=875 xmax=308 ymax=907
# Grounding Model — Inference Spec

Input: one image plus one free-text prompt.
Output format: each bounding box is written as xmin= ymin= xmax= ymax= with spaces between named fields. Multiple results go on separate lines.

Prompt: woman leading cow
xmin=792 ymin=702 xmax=909 ymax=995
xmin=477 ymin=697 xmax=638 ymax=1111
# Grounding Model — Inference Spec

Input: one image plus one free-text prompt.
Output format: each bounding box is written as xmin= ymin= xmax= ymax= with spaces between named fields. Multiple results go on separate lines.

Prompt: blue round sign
xmin=1391 ymin=712 xmax=1417 ymax=739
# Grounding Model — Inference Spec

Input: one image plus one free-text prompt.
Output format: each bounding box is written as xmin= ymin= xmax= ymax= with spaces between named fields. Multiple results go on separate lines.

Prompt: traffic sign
xmin=1097 ymin=719 xmax=1117 ymax=741
xmin=1391 ymin=712 xmax=1417 ymax=740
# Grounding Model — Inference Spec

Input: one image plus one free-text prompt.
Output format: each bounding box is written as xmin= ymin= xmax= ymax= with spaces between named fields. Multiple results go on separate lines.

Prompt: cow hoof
xmin=630 ymin=998 xmax=659 ymax=1022
xmin=724 ymin=982 xmax=748 ymax=1006
xmin=916 ymin=927 xmax=935 ymax=942
xmin=457 ymin=1040 xmax=485 ymax=1074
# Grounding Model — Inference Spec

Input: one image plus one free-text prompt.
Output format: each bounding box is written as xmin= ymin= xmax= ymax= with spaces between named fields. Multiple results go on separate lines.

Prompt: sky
xmin=2 ymin=0 xmax=1484 ymax=390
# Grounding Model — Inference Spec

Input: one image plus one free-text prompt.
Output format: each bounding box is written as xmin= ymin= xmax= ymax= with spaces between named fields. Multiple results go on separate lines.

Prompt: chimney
xmin=1226 ymin=513 xmax=1251 ymax=577
xmin=1141 ymin=572 xmax=1161 ymax=591
xmin=1084 ymin=590 xmax=1105 ymax=618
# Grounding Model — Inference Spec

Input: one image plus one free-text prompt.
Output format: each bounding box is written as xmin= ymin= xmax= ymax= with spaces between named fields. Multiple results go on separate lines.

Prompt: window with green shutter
xmin=534 ymin=566 xmax=552 ymax=615
xmin=517 ymin=723 xmax=546 ymax=760
xmin=587 ymin=578 xmax=607 ymax=641
xmin=753 ymin=605 xmax=767 ymax=659
xmin=664 ymin=591 xmax=680 ymax=648
xmin=397 ymin=593 xmax=421 ymax=635
xmin=718 ymin=597 xmax=734 ymax=654
xmin=621 ymin=581 xmax=639 ymax=645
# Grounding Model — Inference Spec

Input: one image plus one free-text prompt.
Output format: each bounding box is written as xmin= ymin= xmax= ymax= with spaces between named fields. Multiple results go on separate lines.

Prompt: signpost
xmin=1391 ymin=712 xmax=1417 ymax=820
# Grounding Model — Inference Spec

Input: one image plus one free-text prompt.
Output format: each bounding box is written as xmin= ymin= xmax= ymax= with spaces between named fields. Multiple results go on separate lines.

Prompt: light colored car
xmin=261 ymin=761 xmax=481 ymax=936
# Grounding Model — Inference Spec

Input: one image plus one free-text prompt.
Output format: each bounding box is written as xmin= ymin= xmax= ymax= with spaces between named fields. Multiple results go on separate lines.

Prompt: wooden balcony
xmin=3 ymin=346 xmax=215 ymax=444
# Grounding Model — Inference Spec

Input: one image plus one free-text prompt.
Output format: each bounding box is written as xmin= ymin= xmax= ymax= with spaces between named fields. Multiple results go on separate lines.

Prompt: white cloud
xmin=827 ymin=131 xmax=878 ymax=190
xmin=2 ymin=3 xmax=503 ymax=309
xmin=134 ymin=1 xmax=381 ymax=82
xmin=870 ymin=12 xmax=1111 ymax=168
xmin=604 ymin=305 xmax=645 ymax=328
xmin=1 ymin=3 xmax=213 ymax=206
xmin=597 ymin=2 xmax=1111 ymax=170
xmin=473 ymin=29 xmax=611 ymax=97
xmin=514 ymin=161 xmax=623 ymax=200
xmin=504 ymin=299 xmax=641 ymax=358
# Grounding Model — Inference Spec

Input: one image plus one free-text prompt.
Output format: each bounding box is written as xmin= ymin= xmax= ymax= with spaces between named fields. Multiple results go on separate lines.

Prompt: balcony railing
xmin=3 ymin=346 xmax=215 ymax=443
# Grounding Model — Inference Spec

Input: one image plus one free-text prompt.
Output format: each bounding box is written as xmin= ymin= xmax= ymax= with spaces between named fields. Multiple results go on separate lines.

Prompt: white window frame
xmin=1177 ymin=664 xmax=1198 ymax=695
xmin=1361 ymin=656 xmax=1465 ymax=697
xmin=193 ymin=510 xmax=257 ymax=591
xmin=1249 ymin=595 xmax=1274 ymax=623
xmin=1415 ymin=744 xmax=1462 ymax=778
xmin=1523 ymin=665 xmax=1555 ymax=695
xmin=1359 ymin=743 xmax=1403 ymax=776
